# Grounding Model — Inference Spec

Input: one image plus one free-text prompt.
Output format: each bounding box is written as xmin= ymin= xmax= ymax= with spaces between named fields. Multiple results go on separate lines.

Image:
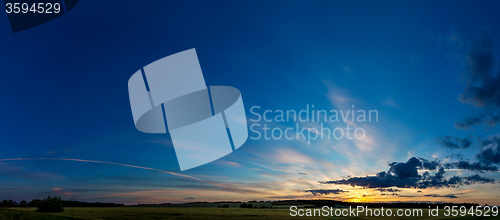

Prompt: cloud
xmin=436 ymin=136 xmax=473 ymax=149
xmin=377 ymin=188 xmax=401 ymax=192
xmin=443 ymin=160 xmax=498 ymax=172
xmin=455 ymin=114 xmax=484 ymax=130
xmin=424 ymin=194 xmax=458 ymax=199
xmin=435 ymin=134 xmax=500 ymax=172
xmin=51 ymin=187 xmax=75 ymax=197
xmin=463 ymin=32 xmax=495 ymax=82
xmin=0 ymin=158 xmax=204 ymax=181
xmin=451 ymin=175 xmax=495 ymax=185
xmin=381 ymin=193 xmax=399 ymax=196
xmin=389 ymin=157 xmax=421 ymax=178
xmin=0 ymin=163 xmax=63 ymax=180
xmin=321 ymin=157 xmax=495 ymax=189
xmin=305 ymin=189 xmax=348 ymax=196
xmin=322 ymin=171 xmax=416 ymax=188
xmin=0 ymin=158 xmax=262 ymax=196
xmin=420 ymin=158 xmax=440 ymax=171
xmin=446 ymin=154 xmax=465 ymax=160
xmin=383 ymin=98 xmax=401 ymax=109
xmin=487 ymin=113 xmax=500 ymax=127
xmin=476 ymin=136 xmax=500 ymax=165
xmin=456 ymin=32 xmax=500 ymax=129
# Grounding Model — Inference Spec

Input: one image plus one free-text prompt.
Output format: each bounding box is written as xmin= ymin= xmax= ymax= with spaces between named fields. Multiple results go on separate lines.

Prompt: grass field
xmin=1 ymin=207 xmax=499 ymax=220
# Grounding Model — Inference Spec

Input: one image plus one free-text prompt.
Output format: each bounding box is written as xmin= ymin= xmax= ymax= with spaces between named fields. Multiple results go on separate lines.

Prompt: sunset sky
xmin=1 ymin=0 xmax=500 ymax=205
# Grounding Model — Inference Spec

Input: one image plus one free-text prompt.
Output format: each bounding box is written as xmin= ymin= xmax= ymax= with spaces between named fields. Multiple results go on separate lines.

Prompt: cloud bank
xmin=456 ymin=32 xmax=500 ymax=129
xmin=321 ymin=157 xmax=495 ymax=189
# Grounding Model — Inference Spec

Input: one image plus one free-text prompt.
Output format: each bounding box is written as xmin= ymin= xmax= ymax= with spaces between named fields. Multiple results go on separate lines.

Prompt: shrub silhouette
xmin=19 ymin=200 xmax=28 ymax=207
xmin=37 ymin=196 xmax=64 ymax=212
xmin=240 ymin=203 xmax=256 ymax=208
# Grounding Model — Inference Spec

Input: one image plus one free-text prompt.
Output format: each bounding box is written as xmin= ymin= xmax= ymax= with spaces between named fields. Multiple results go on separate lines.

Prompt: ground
xmin=1 ymin=206 xmax=498 ymax=220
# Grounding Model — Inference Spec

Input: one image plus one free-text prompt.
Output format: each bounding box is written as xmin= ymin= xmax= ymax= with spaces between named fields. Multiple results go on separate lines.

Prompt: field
xmin=1 ymin=206 xmax=499 ymax=220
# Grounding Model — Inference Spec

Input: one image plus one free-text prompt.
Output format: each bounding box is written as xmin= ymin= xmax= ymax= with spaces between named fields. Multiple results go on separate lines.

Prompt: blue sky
xmin=1 ymin=0 xmax=500 ymax=204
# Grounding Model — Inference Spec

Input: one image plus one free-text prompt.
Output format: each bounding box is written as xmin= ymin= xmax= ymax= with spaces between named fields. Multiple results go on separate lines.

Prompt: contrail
xmin=0 ymin=158 xmax=203 ymax=180
xmin=0 ymin=158 xmax=250 ymax=194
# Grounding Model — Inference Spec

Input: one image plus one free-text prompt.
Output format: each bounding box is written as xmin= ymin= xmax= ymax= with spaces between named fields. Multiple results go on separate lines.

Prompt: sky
xmin=1 ymin=0 xmax=500 ymax=205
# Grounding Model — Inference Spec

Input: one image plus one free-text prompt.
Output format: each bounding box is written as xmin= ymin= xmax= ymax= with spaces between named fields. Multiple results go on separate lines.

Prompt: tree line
xmin=0 ymin=199 xmax=124 ymax=207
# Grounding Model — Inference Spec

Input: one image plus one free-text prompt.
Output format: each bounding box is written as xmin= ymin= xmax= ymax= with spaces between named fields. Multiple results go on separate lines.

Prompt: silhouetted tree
xmin=0 ymin=200 xmax=17 ymax=207
xmin=28 ymin=199 xmax=41 ymax=207
xmin=61 ymin=200 xmax=124 ymax=207
xmin=37 ymin=196 xmax=64 ymax=212
xmin=19 ymin=200 xmax=28 ymax=207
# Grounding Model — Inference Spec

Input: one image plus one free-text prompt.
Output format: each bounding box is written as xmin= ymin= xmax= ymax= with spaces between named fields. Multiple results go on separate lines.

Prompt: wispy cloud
xmin=0 ymin=158 xmax=260 ymax=197
xmin=383 ymin=98 xmax=401 ymax=109
xmin=51 ymin=187 xmax=75 ymax=197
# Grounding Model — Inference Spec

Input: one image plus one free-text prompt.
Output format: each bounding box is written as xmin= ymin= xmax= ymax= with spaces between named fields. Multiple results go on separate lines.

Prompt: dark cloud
xmin=455 ymin=175 xmax=495 ymax=185
xmin=455 ymin=114 xmax=484 ymax=130
xmin=437 ymin=136 xmax=473 ymax=149
xmin=417 ymin=167 xmax=446 ymax=188
xmin=305 ymin=189 xmax=348 ymax=196
xmin=321 ymin=157 xmax=495 ymax=189
xmin=377 ymin=188 xmax=401 ymax=192
xmin=421 ymin=158 xmax=440 ymax=170
xmin=486 ymin=113 xmax=500 ymax=127
xmin=443 ymin=160 xmax=498 ymax=172
xmin=381 ymin=193 xmax=399 ymax=196
xmin=456 ymin=32 xmax=500 ymax=129
xmin=463 ymin=32 xmax=495 ymax=82
xmin=388 ymin=157 xmax=421 ymax=178
xmin=446 ymin=154 xmax=465 ymax=160
xmin=476 ymin=136 xmax=500 ymax=165
xmin=323 ymin=171 xmax=419 ymax=188
xmin=433 ymin=135 xmax=499 ymax=171
xmin=424 ymin=194 xmax=458 ymax=199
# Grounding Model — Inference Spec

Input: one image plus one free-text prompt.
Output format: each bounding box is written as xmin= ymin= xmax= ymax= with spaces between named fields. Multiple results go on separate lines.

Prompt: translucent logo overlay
xmin=128 ymin=49 xmax=248 ymax=171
